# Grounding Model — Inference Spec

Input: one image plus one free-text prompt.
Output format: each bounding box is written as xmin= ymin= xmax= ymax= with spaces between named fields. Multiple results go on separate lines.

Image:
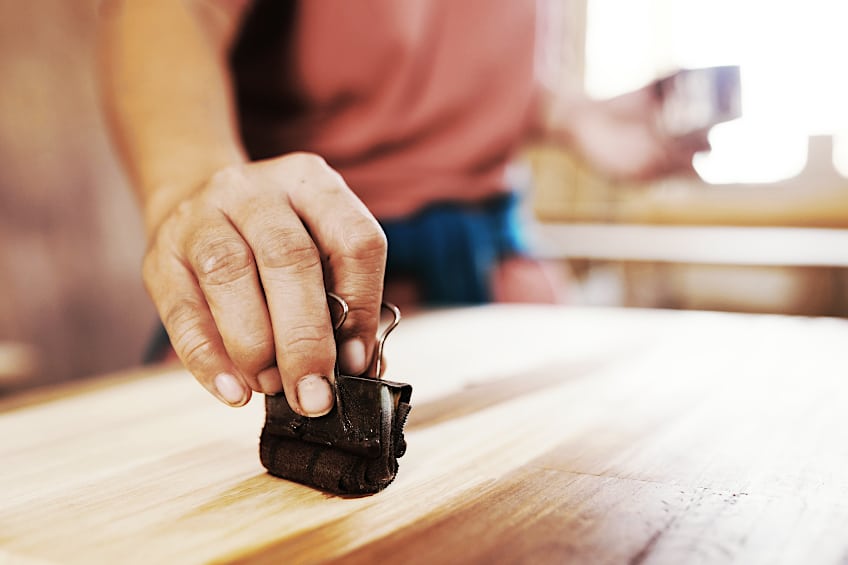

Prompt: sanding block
xmin=259 ymin=298 xmax=413 ymax=495
xmin=260 ymin=374 xmax=412 ymax=494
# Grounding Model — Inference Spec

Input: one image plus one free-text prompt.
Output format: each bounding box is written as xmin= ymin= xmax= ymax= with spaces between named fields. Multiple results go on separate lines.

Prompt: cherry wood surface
xmin=2 ymin=305 xmax=847 ymax=564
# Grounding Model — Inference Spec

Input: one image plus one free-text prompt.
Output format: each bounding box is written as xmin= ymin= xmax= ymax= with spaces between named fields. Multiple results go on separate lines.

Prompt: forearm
xmin=527 ymin=82 xmax=704 ymax=181
xmin=525 ymin=82 xmax=587 ymax=148
xmin=98 ymin=0 xmax=251 ymax=232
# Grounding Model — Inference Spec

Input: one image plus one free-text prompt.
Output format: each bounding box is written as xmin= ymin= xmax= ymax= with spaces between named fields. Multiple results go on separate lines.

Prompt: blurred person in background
xmin=98 ymin=0 xmax=706 ymax=414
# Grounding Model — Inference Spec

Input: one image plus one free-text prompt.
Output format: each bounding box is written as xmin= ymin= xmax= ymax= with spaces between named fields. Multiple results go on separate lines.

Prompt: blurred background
xmin=3 ymin=0 xmax=848 ymax=392
xmin=0 ymin=2 xmax=153 ymax=392
xmin=527 ymin=0 xmax=848 ymax=314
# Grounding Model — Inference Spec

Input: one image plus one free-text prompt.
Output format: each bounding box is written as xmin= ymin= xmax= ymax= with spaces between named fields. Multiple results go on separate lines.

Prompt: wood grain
xmin=2 ymin=305 xmax=848 ymax=564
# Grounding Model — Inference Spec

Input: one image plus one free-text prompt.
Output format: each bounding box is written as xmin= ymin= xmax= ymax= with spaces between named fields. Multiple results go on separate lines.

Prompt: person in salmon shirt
xmin=98 ymin=0 xmax=706 ymax=415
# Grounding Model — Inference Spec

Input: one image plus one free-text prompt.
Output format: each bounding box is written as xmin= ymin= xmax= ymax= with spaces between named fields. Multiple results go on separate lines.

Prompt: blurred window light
xmin=585 ymin=0 xmax=848 ymax=184
xmin=832 ymin=132 xmax=848 ymax=178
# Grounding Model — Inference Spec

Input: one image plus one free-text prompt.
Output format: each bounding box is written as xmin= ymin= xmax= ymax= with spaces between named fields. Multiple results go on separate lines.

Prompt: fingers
xmin=180 ymin=211 xmax=275 ymax=393
xmin=654 ymin=128 xmax=711 ymax=178
xmin=143 ymin=154 xmax=386 ymax=416
xmin=259 ymin=154 xmax=387 ymax=377
xmin=677 ymin=129 xmax=712 ymax=154
xmin=605 ymin=84 xmax=660 ymax=117
xmin=226 ymin=189 xmax=337 ymax=416
xmin=143 ymin=244 xmax=252 ymax=408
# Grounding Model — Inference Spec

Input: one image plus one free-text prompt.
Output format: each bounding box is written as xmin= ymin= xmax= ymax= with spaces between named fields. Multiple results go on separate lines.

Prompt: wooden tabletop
xmin=2 ymin=305 xmax=848 ymax=564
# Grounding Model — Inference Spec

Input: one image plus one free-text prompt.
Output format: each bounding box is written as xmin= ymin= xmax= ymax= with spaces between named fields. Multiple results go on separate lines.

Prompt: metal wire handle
xmin=326 ymin=292 xmax=349 ymax=331
xmin=372 ymin=302 xmax=401 ymax=378
xmin=326 ymin=293 xmax=400 ymax=377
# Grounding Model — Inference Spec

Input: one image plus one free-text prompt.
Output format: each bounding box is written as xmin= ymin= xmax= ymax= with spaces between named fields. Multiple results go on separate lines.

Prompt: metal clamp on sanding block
xmin=259 ymin=295 xmax=413 ymax=495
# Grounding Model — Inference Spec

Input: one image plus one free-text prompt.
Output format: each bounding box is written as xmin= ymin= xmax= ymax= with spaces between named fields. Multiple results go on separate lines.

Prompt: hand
xmin=142 ymin=152 xmax=387 ymax=415
xmin=557 ymin=86 xmax=711 ymax=181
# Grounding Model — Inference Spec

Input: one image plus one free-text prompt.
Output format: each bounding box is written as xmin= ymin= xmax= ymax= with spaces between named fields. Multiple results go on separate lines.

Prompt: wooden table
xmin=2 ymin=305 xmax=848 ymax=564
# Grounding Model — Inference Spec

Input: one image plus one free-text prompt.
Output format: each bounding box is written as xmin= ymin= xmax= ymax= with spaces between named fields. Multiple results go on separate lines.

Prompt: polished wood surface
xmin=3 ymin=305 xmax=848 ymax=564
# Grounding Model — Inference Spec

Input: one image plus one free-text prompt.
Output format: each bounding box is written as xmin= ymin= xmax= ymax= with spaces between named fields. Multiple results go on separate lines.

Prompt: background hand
xmin=570 ymin=85 xmax=711 ymax=181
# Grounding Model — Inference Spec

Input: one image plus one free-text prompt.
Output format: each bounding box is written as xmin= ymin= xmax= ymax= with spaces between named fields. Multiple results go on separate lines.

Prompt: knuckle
xmin=254 ymin=228 xmax=320 ymax=272
xmin=207 ymin=165 xmax=248 ymax=194
xmin=282 ymin=152 xmax=345 ymax=193
xmin=192 ymin=238 xmax=254 ymax=286
xmin=172 ymin=199 xmax=195 ymax=222
xmin=162 ymin=300 xmax=216 ymax=367
xmin=339 ymin=304 xmax=379 ymax=338
xmin=181 ymin=336 xmax=219 ymax=370
xmin=162 ymin=299 xmax=203 ymax=336
xmin=286 ymin=151 xmax=328 ymax=172
xmin=279 ymin=321 xmax=334 ymax=354
xmin=340 ymin=220 xmax=387 ymax=261
xmin=230 ymin=337 xmax=276 ymax=372
xmin=346 ymin=301 xmax=378 ymax=323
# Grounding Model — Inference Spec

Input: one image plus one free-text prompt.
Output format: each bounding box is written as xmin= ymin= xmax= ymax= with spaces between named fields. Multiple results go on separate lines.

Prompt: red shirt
xmin=233 ymin=0 xmax=539 ymax=219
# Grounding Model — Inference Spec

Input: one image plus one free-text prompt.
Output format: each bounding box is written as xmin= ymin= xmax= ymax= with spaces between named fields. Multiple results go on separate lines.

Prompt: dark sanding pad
xmin=260 ymin=374 xmax=412 ymax=495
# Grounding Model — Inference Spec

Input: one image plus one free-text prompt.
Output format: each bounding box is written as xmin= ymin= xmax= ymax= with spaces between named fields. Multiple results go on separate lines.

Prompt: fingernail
xmin=258 ymin=368 xmax=282 ymax=395
xmin=297 ymin=374 xmax=333 ymax=416
xmin=339 ymin=338 xmax=367 ymax=375
xmin=214 ymin=373 xmax=246 ymax=406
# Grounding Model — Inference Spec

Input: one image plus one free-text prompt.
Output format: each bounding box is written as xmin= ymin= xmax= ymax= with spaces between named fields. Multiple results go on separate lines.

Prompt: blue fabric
xmin=380 ymin=192 xmax=527 ymax=305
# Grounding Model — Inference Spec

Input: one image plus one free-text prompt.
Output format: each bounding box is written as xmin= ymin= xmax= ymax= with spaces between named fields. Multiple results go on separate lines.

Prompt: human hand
xmin=142 ymin=153 xmax=386 ymax=415
xmin=560 ymin=85 xmax=711 ymax=181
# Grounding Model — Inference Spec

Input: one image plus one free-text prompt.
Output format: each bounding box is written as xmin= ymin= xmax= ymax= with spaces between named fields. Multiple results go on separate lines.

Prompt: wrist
xmin=531 ymin=85 xmax=588 ymax=147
